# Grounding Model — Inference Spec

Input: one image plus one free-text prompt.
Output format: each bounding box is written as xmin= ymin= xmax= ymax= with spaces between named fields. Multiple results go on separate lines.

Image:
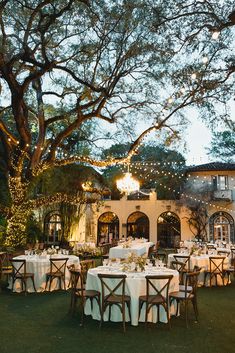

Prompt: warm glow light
xmin=202 ymin=56 xmax=208 ymax=64
xmin=212 ymin=31 xmax=220 ymax=40
xmin=116 ymin=172 xmax=140 ymax=195
xmin=191 ymin=73 xmax=197 ymax=80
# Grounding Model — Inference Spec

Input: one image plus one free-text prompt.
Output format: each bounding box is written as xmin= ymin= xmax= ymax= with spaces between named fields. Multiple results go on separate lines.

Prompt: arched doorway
xmin=44 ymin=212 xmax=63 ymax=245
xmin=126 ymin=212 xmax=149 ymax=240
xmin=157 ymin=212 xmax=181 ymax=248
xmin=97 ymin=212 xmax=119 ymax=245
xmin=209 ymin=212 xmax=234 ymax=243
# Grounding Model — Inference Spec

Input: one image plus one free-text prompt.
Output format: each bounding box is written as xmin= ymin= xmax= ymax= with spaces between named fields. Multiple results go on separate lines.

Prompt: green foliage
xmin=102 ymin=143 xmax=186 ymax=199
xmin=25 ymin=214 xmax=44 ymax=244
xmin=208 ymin=130 xmax=235 ymax=162
xmin=28 ymin=164 xmax=106 ymax=198
xmin=0 ymin=214 xmax=7 ymax=246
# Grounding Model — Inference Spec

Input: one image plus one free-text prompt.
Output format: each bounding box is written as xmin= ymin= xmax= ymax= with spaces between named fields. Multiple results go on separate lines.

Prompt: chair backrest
xmin=145 ymin=275 xmax=173 ymax=304
xmin=173 ymin=255 xmax=190 ymax=270
xmin=49 ymin=258 xmax=68 ymax=275
xmin=10 ymin=259 xmax=27 ymax=277
xmin=183 ymin=270 xmax=200 ymax=298
xmin=231 ymin=248 xmax=235 ymax=265
xmin=0 ymin=252 xmax=7 ymax=272
xmin=209 ymin=256 xmax=225 ymax=275
xmin=154 ymin=252 xmax=167 ymax=264
xmin=98 ymin=273 xmax=127 ymax=303
xmin=170 ymin=260 xmax=186 ymax=271
xmin=217 ymin=250 xmax=229 ymax=257
xmin=80 ymin=259 xmax=95 ymax=285
xmin=68 ymin=267 xmax=82 ymax=291
xmin=0 ymin=252 xmax=13 ymax=268
xmin=192 ymin=265 xmax=202 ymax=272
xmin=207 ymin=244 xmax=216 ymax=250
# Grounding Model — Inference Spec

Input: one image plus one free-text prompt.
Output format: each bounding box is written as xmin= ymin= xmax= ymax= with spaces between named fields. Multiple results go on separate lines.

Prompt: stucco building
xmin=41 ymin=162 xmax=235 ymax=247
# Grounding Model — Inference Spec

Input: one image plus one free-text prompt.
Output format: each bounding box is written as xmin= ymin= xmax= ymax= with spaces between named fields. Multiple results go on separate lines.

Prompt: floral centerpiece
xmin=122 ymin=252 xmax=147 ymax=272
xmin=47 ymin=247 xmax=57 ymax=255
xmin=122 ymin=240 xmax=132 ymax=248
xmin=190 ymin=244 xmax=201 ymax=256
xmin=73 ymin=244 xmax=102 ymax=259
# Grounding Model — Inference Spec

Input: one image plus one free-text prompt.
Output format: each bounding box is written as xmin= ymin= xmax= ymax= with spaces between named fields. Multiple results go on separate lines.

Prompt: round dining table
xmin=10 ymin=254 xmax=80 ymax=293
xmin=85 ymin=265 xmax=179 ymax=326
xmin=168 ymin=253 xmax=230 ymax=286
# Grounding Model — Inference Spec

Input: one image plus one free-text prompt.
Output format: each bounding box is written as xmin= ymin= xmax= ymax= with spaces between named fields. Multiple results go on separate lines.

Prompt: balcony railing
xmin=213 ymin=189 xmax=233 ymax=201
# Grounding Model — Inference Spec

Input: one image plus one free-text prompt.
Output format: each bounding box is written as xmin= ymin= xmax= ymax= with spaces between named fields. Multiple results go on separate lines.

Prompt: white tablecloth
xmin=109 ymin=242 xmax=153 ymax=259
xmin=168 ymin=253 xmax=229 ymax=286
xmin=85 ymin=265 xmax=179 ymax=326
xmin=10 ymin=254 xmax=79 ymax=293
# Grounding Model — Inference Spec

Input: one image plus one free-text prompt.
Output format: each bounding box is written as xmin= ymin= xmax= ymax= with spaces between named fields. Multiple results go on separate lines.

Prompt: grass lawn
xmin=0 ymin=280 xmax=235 ymax=353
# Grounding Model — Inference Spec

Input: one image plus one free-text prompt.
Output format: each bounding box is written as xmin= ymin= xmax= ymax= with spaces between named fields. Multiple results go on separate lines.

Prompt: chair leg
xmin=49 ymin=277 xmax=52 ymax=292
xmin=93 ymin=295 xmax=101 ymax=316
xmin=138 ymin=300 xmax=143 ymax=321
xmin=122 ymin=303 xmax=126 ymax=333
xmin=45 ymin=276 xmax=49 ymax=291
xmin=185 ymin=301 xmax=189 ymax=328
xmin=31 ymin=276 xmax=37 ymax=292
xmin=192 ymin=299 xmax=198 ymax=322
xmin=108 ymin=304 xmax=111 ymax=321
xmin=145 ymin=302 xmax=148 ymax=326
xmin=127 ymin=302 xmax=131 ymax=323
xmin=165 ymin=304 xmax=171 ymax=330
xmin=99 ymin=303 xmax=104 ymax=328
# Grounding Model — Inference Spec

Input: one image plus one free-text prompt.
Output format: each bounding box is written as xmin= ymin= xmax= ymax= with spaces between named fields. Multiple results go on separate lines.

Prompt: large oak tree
xmin=0 ymin=0 xmax=234 ymax=247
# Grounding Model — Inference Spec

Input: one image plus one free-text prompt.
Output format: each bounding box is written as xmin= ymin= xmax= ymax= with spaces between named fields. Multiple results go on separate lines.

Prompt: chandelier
xmin=116 ymin=166 xmax=140 ymax=195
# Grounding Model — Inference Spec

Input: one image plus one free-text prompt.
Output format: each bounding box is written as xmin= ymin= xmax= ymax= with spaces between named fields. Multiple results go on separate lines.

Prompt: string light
xmin=1 ymin=34 xmax=232 ymax=247
xmin=202 ymin=56 xmax=208 ymax=64
xmin=212 ymin=31 xmax=220 ymax=40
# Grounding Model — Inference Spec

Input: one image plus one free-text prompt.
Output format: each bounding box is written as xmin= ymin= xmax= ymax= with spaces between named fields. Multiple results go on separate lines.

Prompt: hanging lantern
xmin=116 ymin=171 xmax=140 ymax=195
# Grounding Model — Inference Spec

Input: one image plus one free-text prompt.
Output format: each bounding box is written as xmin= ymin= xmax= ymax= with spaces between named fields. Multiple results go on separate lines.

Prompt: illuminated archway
xmin=97 ymin=212 xmax=119 ymax=245
xmin=209 ymin=212 xmax=234 ymax=243
xmin=157 ymin=212 xmax=181 ymax=248
xmin=126 ymin=211 xmax=149 ymax=240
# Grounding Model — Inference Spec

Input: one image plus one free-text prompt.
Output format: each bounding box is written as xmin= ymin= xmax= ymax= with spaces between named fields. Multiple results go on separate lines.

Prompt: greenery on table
xmin=73 ymin=244 xmax=102 ymax=260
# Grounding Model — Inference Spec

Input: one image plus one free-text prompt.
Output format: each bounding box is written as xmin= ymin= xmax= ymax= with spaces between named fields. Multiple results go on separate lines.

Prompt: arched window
xmin=97 ymin=212 xmax=119 ymax=245
xmin=44 ymin=213 xmax=63 ymax=245
xmin=209 ymin=212 xmax=234 ymax=243
xmin=157 ymin=212 xmax=181 ymax=248
xmin=126 ymin=212 xmax=149 ymax=240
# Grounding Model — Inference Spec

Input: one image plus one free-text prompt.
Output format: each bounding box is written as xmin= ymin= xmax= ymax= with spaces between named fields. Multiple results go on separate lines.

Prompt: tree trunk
xmin=4 ymin=176 xmax=29 ymax=248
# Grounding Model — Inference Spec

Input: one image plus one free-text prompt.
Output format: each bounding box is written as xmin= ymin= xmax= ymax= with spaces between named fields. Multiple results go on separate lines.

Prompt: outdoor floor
xmin=0 ymin=280 xmax=235 ymax=353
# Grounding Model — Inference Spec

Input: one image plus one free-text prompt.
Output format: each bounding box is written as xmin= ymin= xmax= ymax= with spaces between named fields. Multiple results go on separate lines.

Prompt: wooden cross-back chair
xmin=139 ymin=275 xmax=173 ymax=329
xmin=173 ymin=255 xmax=191 ymax=271
xmin=170 ymin=260 xmax=187 ymax=285
xmin=98 ymin=273 xmax=131 ymax=332
xmin=0 ymin=252 xmax=13 ymax=281
xmin=10 ymin=259 xmax=36 ymax=294
xmin=80 ymin=259 xmax=96 ymax=285
xmin=45 ymin=257 xmax=68 ymax=291
xmin=170 ymin=270 xmax=200 ymax=327
xmin=225 ymin=248 xmax=235 ymax=281
xmin=204 ymin=256 xmax=226 ymax=287
xmin=68 ymin=267 xmax=100 ymax=325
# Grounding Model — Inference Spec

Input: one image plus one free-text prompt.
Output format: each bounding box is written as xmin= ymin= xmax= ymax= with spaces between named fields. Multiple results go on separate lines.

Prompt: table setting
xmin=85 ymin=258 xmax=179 ymax=326
xmin=9 ymin=251 xmax=80 ymax=293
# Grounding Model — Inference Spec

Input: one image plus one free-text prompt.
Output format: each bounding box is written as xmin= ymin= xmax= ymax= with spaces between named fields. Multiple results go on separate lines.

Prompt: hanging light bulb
xmin=202 ymin=56 xmax=208 ymax=64
xmin=212 ymin=31 xmax=220 ymax=40
xmin=116 ymin=165 xmax=140 ymax=195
